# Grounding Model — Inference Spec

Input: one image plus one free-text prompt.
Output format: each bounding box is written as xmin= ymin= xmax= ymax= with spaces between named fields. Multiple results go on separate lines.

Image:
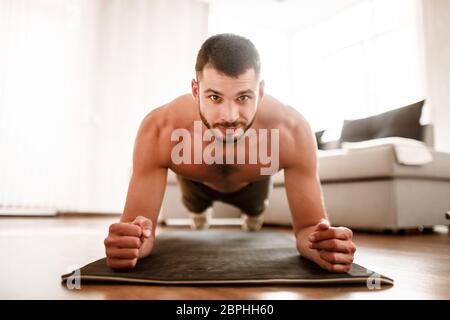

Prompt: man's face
xmin=191 ymin=66 xmax=264 ymax=143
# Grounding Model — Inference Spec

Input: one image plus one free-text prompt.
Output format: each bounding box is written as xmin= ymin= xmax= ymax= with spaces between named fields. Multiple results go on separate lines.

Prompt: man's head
xmin=192 ymin=33 xmax=264 ymax=143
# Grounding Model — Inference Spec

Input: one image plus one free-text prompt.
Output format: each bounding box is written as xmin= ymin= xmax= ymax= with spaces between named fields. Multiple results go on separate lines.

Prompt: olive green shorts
xmin=176 ymin=175 xmax=272 ymax=217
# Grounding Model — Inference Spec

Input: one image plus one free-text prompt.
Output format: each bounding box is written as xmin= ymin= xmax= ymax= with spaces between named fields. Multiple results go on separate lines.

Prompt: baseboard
xmin=163 ymin=218 xmax=243 ymax=226
xmin=0 ymin=207 xmax=58 ymax=217
xmin=0 ymin=209 xmax=122 ymax=218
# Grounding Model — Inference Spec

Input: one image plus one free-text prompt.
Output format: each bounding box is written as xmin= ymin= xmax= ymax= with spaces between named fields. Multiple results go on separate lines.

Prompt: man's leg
xmin=190 ymin=207 xmax=213 ymax=230
xmin=222 ymin=177 xmax=272 ymax=232
xmin=176 ymin=175 xmax=216 ymax=230
xmin=241 ymin=200 xmax=268 ymax=231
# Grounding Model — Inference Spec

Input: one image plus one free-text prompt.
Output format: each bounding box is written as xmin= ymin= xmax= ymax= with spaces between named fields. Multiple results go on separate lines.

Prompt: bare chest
xmin=169 ymin=162 xmax=270 ymax=193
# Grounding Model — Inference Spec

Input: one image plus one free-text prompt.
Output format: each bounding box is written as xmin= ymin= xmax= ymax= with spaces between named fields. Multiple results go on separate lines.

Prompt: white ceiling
xmin=201 ymin=0 xmax=363 ymax=34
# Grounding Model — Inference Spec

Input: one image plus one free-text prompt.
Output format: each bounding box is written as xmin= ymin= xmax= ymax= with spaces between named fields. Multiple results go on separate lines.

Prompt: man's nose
xmin=220 ymin=103 xmax=240 ymax=123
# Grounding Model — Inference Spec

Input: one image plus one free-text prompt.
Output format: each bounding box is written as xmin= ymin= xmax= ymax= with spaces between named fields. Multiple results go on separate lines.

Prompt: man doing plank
xmin=104 ymin=34 xmax=356 ymax=273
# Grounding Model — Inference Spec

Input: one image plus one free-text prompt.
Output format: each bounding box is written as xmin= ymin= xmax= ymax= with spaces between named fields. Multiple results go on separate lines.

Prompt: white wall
xmin=421 ymin=0 xmax=450 ymax=152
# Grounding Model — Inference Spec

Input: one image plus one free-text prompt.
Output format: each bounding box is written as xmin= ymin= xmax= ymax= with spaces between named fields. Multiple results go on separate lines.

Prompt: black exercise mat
xmin=61 ymin=230 xmax=393 ymax=285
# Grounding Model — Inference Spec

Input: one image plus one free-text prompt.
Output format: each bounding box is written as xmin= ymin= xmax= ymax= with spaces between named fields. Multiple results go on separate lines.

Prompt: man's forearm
xmin=294 ymin=225 xmax=318 ymax=261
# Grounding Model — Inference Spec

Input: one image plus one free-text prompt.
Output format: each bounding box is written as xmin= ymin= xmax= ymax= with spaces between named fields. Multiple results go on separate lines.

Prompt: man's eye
xmin=209 ymin=95 xmax=220 ymax=102
xmin=238 ymin=95 xmax=250 ymax=102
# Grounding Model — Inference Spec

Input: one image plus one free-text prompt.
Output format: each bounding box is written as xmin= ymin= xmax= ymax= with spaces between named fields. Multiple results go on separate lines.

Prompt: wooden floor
xmin=0 ymin=215 xmax=449 ymax=300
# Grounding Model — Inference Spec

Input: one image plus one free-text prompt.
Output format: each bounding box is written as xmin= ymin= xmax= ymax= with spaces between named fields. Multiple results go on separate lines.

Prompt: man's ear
xmin=191 ymin=79 xmax=199 ymax=100
xmin=258 ymin=80 xmax=265 ymax=102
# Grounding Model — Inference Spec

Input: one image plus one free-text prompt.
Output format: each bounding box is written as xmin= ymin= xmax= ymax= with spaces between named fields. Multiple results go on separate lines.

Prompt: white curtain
xmin=0 ymin=0 xmax=208 ymax=213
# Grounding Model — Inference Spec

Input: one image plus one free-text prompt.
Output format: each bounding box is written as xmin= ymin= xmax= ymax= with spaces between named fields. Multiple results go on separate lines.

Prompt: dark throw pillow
xmin=315 ymin=130 xmax=325 ymax=149
xmin=339 ymin=100 xmax=425 ymax=144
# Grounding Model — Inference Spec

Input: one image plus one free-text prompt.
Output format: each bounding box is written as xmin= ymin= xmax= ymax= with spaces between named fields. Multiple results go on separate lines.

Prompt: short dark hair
xmin=195 ymin=33 xmax=261 ymax=80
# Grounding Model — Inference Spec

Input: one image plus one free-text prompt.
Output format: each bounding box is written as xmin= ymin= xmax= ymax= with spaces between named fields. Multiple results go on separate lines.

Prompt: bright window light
xmin=208 ymin=0 xmax=426 ymax=136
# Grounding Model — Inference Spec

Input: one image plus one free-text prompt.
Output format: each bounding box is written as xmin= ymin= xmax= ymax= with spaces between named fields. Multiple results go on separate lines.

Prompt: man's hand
xmin=104 ymin=216 xmax=155 ymax=270
xmin=305 ymin=219 xmax=356 ymax=273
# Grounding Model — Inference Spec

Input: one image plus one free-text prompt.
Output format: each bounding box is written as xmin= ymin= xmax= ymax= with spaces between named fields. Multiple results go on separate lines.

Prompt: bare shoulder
xmin=134 ymin=94 xmax=196 ymax=169
xmin=140 ymin=94 xmax=195 ymax=132
xmin=259 ymin=95 xmax=316 ymax=170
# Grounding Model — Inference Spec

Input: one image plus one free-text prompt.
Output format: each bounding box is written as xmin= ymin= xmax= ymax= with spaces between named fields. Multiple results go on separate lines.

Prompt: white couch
xmin=314 ymin=143 xmax=450 ymax=231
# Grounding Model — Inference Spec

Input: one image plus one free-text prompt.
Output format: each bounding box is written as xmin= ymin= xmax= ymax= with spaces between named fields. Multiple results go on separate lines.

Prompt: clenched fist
xmin=306 ymin=219 xmax=356 ymax=273
xmin=104 ymin=216 xmax=154 ymax=270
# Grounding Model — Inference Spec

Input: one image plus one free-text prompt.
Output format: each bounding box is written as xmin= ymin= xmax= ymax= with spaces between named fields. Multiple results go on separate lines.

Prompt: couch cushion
xmin=318 ymin=146 xmax=450 ymax=182
xmin=341 ymin=137 xmax=433 ymax=165
xmin=340 ymin=100 xmax=424 ymax=144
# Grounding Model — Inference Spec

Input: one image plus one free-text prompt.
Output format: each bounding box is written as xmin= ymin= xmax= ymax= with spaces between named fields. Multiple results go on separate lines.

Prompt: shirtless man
xmin=104 ymin=34 xmax=357 ymax=273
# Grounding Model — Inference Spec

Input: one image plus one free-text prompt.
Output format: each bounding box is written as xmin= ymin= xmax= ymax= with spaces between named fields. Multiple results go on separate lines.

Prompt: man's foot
xmin=241 ymin=213 xmax=264 ymax=232
xmin=190 ymin=208 xmax=212 ymax=230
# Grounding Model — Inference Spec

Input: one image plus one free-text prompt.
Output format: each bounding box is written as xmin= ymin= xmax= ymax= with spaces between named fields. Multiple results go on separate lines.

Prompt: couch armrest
xmin=320 ymin=140 xmax=340 ymax=150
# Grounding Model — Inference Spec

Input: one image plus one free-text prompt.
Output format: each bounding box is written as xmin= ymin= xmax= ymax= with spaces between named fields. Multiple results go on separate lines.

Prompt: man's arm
xmin=282 ymin=114 xmax=356 ymax=273
xmin=104 ymin=110 xmax=169 ymax=269
xmin=120 ymin=113 xmax=168 ymax=229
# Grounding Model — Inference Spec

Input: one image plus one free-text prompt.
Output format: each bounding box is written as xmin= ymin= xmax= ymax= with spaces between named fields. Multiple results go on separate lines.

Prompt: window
xmin=292 ymin=0 xmax=426 ymax=136
xmin=208 ymin=0 xmax=426 ymax=137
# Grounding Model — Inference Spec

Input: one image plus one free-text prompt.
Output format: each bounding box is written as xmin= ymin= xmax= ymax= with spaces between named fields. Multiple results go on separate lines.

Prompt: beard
xmin=198 ymin=108 xmax=257 ymax=144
